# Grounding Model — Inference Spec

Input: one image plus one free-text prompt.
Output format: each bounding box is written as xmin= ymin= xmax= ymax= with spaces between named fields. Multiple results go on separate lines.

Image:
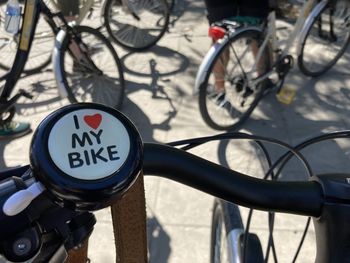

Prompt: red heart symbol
xmin=84 ymin=114 xmax=102 ymax=129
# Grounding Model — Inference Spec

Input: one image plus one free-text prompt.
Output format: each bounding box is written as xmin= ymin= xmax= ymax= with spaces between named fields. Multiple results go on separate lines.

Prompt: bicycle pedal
xmin=276 ymin=86 xmax=296 ymax=105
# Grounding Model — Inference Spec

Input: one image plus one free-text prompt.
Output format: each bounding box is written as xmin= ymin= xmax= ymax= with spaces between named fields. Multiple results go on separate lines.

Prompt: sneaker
xmin=0 ymin=121 xmax=31 ymax=140
xmin=208 ymin=90 xmax=226 ymax=106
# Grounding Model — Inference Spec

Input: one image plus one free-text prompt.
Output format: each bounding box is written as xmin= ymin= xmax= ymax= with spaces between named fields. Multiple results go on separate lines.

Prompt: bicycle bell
xmin=30 ymin=103 xmax=143 ymax=211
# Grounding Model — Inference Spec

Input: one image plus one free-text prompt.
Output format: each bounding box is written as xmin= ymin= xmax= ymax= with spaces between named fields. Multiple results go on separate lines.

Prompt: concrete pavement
xmin=2 ymin=0 xmax=350 ymax=262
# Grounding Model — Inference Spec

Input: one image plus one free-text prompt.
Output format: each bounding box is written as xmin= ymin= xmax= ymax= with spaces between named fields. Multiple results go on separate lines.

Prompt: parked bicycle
xmin=0 ymin=0 xmax=125 ymax=138
xmin=0 ymin=0 xmax=170 ymax=74
xmin=0 ymin=103 xmax=349 ymax=262
xmin=195 ymin=0 xmax=350 ymax=130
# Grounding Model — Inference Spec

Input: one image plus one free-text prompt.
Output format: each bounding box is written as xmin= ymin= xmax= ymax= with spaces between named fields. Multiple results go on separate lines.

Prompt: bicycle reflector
xmin=208 ymin=26 xmax=226 ymax=41
xmin=30 ymin=103 xmax=143 ymax=211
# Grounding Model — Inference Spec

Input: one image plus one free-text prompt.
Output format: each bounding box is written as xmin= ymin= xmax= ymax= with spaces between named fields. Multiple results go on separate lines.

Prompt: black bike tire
xmin=198 ymin=29 xmax=270 ymax=131
xmin=59 ymin=25 xmax=125 ymax=109
xmin=103 ymin=0 xmax=170 ymax=51
xmin=211 ymin=198 xmax=243 ymax=263
xmin=298 ymin=1 xmax=350 ymax=77
xmin=210 ymin=199 xmax=264 ymax=263
xmin=0 ymin=14 xmax=54 ymax=75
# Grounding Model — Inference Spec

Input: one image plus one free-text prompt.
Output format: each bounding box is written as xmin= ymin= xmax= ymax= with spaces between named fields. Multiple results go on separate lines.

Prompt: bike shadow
xmin=7 ymin=68 xmax=68 ymax=117
xmin=147 ymin=215 xmax=171 ymax=263
xmin=217 ymin=64 xmax=350 ymax=181
xmin=120 ymin=45 xmax=190 ymax=79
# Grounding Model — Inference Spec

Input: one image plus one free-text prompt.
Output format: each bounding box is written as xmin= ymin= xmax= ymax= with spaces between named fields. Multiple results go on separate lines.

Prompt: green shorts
xmin=57 ymin=0 xmax=79 ymax=16
xmin=204 ymin=0 xmax=269 ymax=24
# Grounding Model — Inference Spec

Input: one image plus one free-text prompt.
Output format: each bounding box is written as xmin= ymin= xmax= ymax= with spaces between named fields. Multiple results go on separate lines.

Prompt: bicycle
xmin=0 ymin=0 xmax=125 ymax=128
xmin=195 ymin=0 xmax=350 ymax=130
xmin=0 ymin=102 xmax=349 ymax=262
xmin=0 ymin=0 xmax=170 ymax=74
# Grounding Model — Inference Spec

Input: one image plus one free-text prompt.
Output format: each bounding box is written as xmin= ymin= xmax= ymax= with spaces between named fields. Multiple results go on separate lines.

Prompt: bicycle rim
xmin=104 ymin=0 xmax=169 ymax=50
xmin=211 ymin=199 xmax=241 ymax=263
xmin=199 ymin=30 xmax=269 ymax=131
xmin=298 ymin=0 xmax=350 ymax=77
xmin=61 ymin=26 xmax=125 ymax=109
xmin=0 ymin=11 xmax=53 ymax=74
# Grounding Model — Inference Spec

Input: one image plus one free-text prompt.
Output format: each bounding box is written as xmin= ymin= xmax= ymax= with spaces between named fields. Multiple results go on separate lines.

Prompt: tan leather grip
xmin=65 ymin=173 xmax=147 ymax=263
xmin=65 ymin=239 xmax=89 ymax=263
xmin=111 ymin=172 xmax=148 ymax=263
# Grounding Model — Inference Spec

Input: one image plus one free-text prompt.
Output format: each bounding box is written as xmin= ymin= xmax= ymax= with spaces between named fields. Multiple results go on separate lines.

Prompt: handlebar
xmin=143 ymin=143 xmax=323 ymax=217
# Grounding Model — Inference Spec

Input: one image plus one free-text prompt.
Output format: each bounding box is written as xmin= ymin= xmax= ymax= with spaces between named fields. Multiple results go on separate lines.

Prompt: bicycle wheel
xmin=0 ymin=9 xmax=54 ymax=74
xmin=59 ymin=25 xmax=125 ymax=109
xmin=210 ymin=199 xmax=264 ymax=263
xmin=104 ymin=0 xmax=170 ymax=51
xmin=298 ymin=0 xmax=350 ymax=77
xmin=198 ymin=29 xmax=270 ymax=131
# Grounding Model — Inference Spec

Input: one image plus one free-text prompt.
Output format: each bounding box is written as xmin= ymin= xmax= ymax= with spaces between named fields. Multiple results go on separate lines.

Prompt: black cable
xmin=167 ymin=130 xmax=350 ymax=262
xmin=264 ymin=130 xmax=350 ymax=181
xmin=168 ymin=132 xmax=313 ymax=177
xmin=262 ymin=131 xmax=350 ymax=262
xmin=292 ymin=217 xmax=311 ymax=263
xmin=168 ymin=132 xmax=307 ymax=263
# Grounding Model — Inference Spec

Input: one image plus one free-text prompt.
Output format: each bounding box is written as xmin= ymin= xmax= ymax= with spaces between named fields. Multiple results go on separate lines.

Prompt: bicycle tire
xmin=0 ymin=9 xmax=54 ymax=74
xmin=103 ymin=0 xmax=170 ymax=51
xmin=210 ymin=199 xmax=264 ymax=263
xmin=298 ymin=0 xmax=350 ymax=77
xmin=198 ymin=29 xmax=270 ymax=131
xmin=59 ymin=25 xmax=125 ymax=109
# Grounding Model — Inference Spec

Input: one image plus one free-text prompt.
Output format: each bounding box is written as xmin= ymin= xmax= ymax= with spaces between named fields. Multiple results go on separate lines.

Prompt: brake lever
xmin=3 ymin=181 xmax=45 ymax=216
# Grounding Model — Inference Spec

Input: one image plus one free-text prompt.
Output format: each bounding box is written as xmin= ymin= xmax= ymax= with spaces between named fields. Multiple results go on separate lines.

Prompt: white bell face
xmin=48 ymin=109 xmax=130 ymax=180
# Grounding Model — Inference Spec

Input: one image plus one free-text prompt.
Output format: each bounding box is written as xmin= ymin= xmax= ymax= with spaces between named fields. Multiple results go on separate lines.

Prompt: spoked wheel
xmin=59 ymin=26 xmax=125 ymax=109
xmin=0 ymin=7 xmax=54 ymax=74
xmin=104 ymin=0 xmax=170 ymax=51
xmin=198 ymin=29 xmax=270 ymax=130
xmin=298 ymin=0 xmax=350 ymax=77
xmin=210 ymin=199 xmax=264 ymax=263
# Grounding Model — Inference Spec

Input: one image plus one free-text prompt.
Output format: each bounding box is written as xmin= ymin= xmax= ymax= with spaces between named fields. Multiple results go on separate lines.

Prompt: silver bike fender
xmin=194 ymin=26 xmax=263 ymax=94
xmin=297 ymin=0 xmax=328 ymax=55
xmin=52 ymin=29 xmax=68 ymax=99
xmin=194 ymin=38 xmax=229 ymax=94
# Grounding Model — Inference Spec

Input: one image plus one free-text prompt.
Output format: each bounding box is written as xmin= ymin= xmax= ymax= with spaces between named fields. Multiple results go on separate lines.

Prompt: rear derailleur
xmin=274 ymin=55 xmax=294 ymax=92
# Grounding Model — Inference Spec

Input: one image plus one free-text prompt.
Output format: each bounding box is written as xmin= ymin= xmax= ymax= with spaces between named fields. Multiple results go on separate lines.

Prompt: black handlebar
xmin=0 ymin=143 xmax=324 ymax=218
xmin=143 ymin=143 xmax=324 ymax=217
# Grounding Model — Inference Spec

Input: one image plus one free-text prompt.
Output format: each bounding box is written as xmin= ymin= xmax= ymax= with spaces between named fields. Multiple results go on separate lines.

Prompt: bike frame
xmin=194 ymin=0 xmax=329 ymax=93
xmin=249 ymin=0 xmax=328 ymax=87
xmin=0 ymin=0 xmax=84 ymax=117
xmin=0 ymin=0 xmax=41 ymax=101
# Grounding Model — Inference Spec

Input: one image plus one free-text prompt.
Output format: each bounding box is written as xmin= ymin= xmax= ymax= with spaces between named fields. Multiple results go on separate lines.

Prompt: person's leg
xmin=204 ymin=0 xmax=238 ymax=93
xmin=213 ymin=46 xmax=229 ymax=92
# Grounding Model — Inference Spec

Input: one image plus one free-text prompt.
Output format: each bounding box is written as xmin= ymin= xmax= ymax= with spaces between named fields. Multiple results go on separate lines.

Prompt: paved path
xmin=2 ymin=0 xmax=350 ymax=262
